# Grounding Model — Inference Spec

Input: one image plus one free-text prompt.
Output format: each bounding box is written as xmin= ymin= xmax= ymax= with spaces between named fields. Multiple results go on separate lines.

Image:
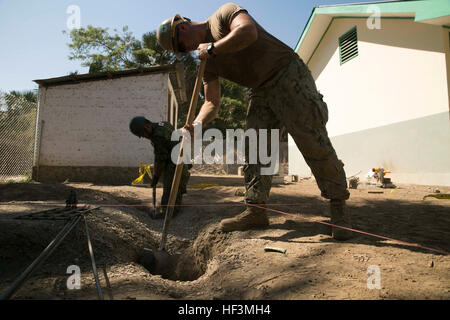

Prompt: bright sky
xmin=0 ymin=0 xmax=355 ymax=92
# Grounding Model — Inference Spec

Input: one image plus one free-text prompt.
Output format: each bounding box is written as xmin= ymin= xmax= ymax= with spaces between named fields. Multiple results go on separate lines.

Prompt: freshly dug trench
xmin=137 ymin=246 xmax=204 ymax=281
xmin=137 ymin=225 xmax=230 ymax=282
xmin=0 ymin=183 xmax=230 ymax=288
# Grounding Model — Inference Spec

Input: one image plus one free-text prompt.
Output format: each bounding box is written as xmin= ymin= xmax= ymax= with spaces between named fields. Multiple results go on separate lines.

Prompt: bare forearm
xmin=195 ymin=101 xmax=220 ymax=125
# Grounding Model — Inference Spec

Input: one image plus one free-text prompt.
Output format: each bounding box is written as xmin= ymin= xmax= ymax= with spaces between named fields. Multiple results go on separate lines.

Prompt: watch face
xmin=207 ymin=43 xmax=213 ymax=53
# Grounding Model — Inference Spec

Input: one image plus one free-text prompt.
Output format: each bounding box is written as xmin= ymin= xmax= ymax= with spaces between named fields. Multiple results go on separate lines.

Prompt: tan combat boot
xmin=219 ymin=206 xmax=269 ymax=232
xmin=330 ymin=199 xmax=354 ymax=241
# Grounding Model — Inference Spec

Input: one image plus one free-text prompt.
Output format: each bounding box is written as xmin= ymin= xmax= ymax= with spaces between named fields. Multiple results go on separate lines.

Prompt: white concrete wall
xmin=37 ymin=73 xmax=168 ymax=167
xmin=289 ymin=18 xmax=450 ymax=186
xmin=309 ymin=18 xmax=448 ymax=137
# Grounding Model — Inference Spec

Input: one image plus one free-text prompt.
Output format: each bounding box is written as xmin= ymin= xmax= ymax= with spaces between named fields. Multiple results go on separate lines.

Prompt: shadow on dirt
xmin=258 ymin=192 xmax=450 ymax=256
xmin=2 ymin=181 xmax=449 ymax=257
xmin=1 ymin=181 xmax=448 ymax=295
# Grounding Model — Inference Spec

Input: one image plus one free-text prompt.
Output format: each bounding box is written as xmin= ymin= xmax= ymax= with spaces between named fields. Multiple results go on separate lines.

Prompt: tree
xmin=0 ymin=90 xmax=38 ymax=175
xmin=1 ymin=90 xmax=37 ymax=131
xmin=64 ymin=25 xmax=194 ymax=72
xmin=6 ymin=90 xmax=37 ymax=104
xmin=65 ymin=25 xmax=199 ymax=104
xmin=64 ymin=26 xmax=250 ymax=134
xmin=135 ymin=31 xmax=173 ymax=66
xmin=201 ymin=79 xmax=249 ymax=132
xmin=64 ymin=25 xmax=142 ymax=72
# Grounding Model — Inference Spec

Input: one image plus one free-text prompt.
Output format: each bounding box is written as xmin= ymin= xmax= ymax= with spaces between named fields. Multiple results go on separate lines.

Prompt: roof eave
xmin=294 ymin=6 xmax=318 ymax=53
xmin=294 ymin=0 xmax=450 ymax=61
xmin=33 ymin=64 xmax=177 ymax=87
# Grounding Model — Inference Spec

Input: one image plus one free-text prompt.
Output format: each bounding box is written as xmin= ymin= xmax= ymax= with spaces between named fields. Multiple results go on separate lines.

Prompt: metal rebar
xmin=102 ymin=266 xmax=114 ymax=300
xmin=83 ymin=216 xmax=104 ymax=300
xmin=0 ymin=214 xmax=82 ymax=300
xmin=15 ymin=207 xmax=83 ymax=220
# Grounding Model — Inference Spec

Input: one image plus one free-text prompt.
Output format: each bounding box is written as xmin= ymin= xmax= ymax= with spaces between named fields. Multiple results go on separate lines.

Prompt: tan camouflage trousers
xmin=244 ymin=58 xmax=350 ymax=204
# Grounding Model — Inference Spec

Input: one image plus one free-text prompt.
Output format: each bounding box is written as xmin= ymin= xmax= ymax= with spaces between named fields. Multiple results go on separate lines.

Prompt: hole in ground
xmin=137 ymin=248 xmax=204 ymax=281
xmin=135 ymin=225 xmax=228 ymax=282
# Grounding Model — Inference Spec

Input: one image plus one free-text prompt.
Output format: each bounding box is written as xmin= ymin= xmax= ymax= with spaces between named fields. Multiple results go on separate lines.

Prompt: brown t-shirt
xmin=203 ymin=3 xmax=297 ymax=89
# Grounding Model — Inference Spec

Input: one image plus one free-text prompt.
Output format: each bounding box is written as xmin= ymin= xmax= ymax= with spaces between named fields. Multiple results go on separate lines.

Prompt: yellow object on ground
xmin=390 ymin=187 xmax=398 ymax=194
xmin=423 ymin=194 xmax=450 ymax=200
xmin=131 ymin=164 xmax=153 ymax=186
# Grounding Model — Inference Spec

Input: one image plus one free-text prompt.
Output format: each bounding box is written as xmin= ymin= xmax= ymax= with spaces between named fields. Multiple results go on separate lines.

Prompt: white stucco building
xmin=32 ymin=64 xmax=186 ymax=184
xmin=289 ymin=0 xmax=450 ymax=186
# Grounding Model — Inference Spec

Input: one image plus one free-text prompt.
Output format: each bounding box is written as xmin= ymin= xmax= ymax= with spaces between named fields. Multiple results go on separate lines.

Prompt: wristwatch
xmin=207 ymin=42 xmax=216 ymax=57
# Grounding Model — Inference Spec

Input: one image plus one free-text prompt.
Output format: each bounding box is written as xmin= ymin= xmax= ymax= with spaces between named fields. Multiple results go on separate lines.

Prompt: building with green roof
xmin=289 ymin=0 xmax=450 ymax=185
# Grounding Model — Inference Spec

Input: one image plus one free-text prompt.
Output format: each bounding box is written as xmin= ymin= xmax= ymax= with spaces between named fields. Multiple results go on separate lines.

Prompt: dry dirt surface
xmin=0 ymin=176 xmax=449 ymax=300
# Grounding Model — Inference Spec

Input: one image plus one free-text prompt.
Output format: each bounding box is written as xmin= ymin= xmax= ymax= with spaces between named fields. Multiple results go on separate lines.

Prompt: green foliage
xmin=176 ymin=78 xmax=249 ymax=135
xmin=135 ymin=31 xmax=173 ymax=66
xmin=6 ymin=90 xmax=37 ymax=103
xmin=24 ymin=171 xmax=33 ymax=183
xmin=1 ymin=91 xmax=37 ymax=132
xmin=64 ymin=26 xmax=199 ymax=98
xmin=0 ymin=91 xmax=37 ymax=178
xmin=204 ymin=79 xmax=249 ymax=133
xmin=0 ymin=90 xmax=37 ymax=153
xmin=64 ymin=26 xmax=178 ymax=72
xmin=64 ymin=26 xmax=250 ymax=135
xmin=64 ymin=25 xmax=142 ymax=72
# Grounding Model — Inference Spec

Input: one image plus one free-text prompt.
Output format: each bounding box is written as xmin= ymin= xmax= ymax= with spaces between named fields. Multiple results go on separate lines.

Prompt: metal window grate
xmin=339 ymin=26 xmax=358 ymax=65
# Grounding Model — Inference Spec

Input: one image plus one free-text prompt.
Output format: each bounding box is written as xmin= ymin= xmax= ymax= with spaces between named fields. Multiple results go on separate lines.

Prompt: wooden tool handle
xmin=159 ymin=59 xmax=207 ymax=251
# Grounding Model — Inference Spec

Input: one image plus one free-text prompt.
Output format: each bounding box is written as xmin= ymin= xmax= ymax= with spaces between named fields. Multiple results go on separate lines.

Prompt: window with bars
xmin=339 ymin=26 xmax=358 ymax=65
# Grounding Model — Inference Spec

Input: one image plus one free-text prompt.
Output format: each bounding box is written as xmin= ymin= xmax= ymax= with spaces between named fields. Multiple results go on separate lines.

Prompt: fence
xmin=0 ymin=91 xmax=38 ymax=182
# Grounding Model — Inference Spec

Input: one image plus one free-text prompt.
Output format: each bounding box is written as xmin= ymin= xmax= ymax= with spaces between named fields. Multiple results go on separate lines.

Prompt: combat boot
xmin=330 ymin=199 xmax=354 ymax=241
xmin=219 ymin=206 xmax=269 ymax=232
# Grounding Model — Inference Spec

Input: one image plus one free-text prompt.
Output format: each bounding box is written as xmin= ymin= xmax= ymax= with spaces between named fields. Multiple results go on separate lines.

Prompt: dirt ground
xmin=0 ymin=175 xmax=449 ymax=300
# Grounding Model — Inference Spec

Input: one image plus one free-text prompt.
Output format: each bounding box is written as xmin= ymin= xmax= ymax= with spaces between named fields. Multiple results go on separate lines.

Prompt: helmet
xmin=156 ymin=14 xmax=190 ymax=55
xmin=129 ymin=116 xmax=149 ymax=138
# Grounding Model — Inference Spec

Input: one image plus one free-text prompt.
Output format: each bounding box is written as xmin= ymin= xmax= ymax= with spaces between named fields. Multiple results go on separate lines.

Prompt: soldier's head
xmin=129 ymin=116 xmax=152 ymax=139
xmin=157 ymin=14 xmax=202 ymax=57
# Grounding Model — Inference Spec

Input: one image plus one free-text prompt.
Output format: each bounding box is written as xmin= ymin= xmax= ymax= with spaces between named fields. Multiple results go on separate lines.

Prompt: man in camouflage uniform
xmin=156 ymin=3 xmax=353 ymax=240
xmin=129 ymin=116 xmax=191 ymax=218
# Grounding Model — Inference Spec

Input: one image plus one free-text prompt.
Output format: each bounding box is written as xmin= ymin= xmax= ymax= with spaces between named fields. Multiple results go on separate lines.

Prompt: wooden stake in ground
xmin=158 ymin=59 xmax=206 ymax=251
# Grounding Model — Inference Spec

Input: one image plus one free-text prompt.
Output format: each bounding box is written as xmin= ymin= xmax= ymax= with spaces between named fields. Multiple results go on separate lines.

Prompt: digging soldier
xmin=129 ymin=116 xmax=191 ymax=218
xmin=156 ymin=3 xmax=353 ymax=240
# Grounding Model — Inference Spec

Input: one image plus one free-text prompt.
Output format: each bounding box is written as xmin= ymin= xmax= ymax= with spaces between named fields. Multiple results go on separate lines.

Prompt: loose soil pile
xmin=0 ymin=177 xmax=449 ymax=300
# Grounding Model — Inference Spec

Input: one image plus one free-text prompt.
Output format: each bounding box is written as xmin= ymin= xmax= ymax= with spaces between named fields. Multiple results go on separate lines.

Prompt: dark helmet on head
xmin=129 ymin=116 xmax=149 ymax=138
